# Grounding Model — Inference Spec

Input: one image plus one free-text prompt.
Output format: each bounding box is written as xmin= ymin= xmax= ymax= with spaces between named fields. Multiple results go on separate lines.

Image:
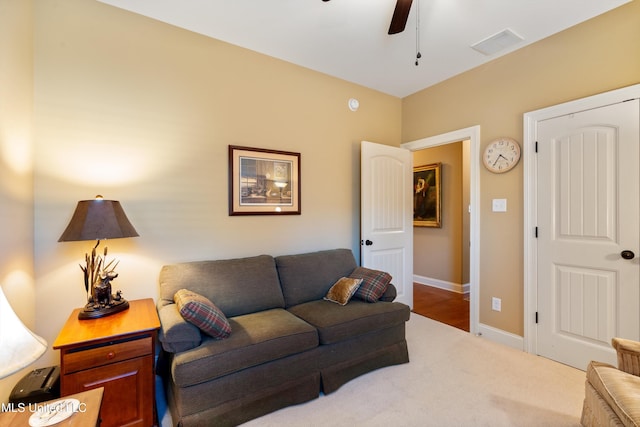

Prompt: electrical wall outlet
xmin=492 ymin=297 xmax=502 ymax=312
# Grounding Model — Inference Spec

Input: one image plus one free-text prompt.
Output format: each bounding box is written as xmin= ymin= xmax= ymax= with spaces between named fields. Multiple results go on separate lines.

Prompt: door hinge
xmin=535 ymin=312 xmax=539 ymax=324
xmin=535 ymin=141 xmax=538 ymax=153
xmin=535 ymin=227 xmax=538 ymax=238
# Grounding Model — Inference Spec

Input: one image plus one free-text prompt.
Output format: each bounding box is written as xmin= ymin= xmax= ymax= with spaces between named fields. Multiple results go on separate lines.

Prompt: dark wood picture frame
xmin=413 ymin=162 xmax=441 ymax=227
xmin=229 ymin=145 xmax=301 ymax=215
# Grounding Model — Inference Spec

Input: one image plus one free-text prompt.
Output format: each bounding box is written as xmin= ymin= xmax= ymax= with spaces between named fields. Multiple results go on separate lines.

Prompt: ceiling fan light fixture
xmin=470 ymin=28 xmax=524 ymax=56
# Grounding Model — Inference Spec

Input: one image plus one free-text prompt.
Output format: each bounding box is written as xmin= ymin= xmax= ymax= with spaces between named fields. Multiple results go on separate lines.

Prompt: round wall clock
xmin=483 ymin=137 xmax=521 ymax=173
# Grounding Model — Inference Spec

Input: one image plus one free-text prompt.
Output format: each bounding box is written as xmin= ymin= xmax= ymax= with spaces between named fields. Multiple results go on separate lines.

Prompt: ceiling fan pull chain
xmin=415 ymin=0 xmax=421 ymax=66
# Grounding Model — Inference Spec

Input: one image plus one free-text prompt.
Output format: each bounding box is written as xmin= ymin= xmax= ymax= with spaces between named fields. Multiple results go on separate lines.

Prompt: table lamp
xmin=0 ymin=286 xmax=47 ymax=379
xmin=58 ymin=195 xmax=139 ymax=319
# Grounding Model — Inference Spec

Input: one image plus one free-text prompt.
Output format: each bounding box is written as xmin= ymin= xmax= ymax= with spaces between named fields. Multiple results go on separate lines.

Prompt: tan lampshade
xmin=58 ymin=196 xmax=139 ymax=242
xmin=0 ymin=286 xmax=47 ymax=379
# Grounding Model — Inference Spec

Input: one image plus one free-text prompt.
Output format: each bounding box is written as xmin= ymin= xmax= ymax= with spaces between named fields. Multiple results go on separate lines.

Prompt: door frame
xmin=523 ymin=83 xmax=640 ymax=356
xmin=402 ymin=125 xmax=480 ymax=335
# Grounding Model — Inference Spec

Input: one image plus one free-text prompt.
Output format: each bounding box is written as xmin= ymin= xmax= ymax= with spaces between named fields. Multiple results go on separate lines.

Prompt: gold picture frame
xmin=413 ymin=162 xmax=441 ymax=227
xmin=229 ymin=145 xmax=301 ymax=215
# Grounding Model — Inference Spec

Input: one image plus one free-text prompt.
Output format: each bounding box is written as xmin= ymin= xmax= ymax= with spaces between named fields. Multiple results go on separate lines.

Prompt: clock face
xmin=483 ymin=137 xmax=521 ymax=173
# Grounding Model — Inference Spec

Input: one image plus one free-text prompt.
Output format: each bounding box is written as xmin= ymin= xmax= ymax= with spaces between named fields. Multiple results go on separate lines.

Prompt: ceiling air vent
xmin=470 ymin=28 xmax=524 ymax=56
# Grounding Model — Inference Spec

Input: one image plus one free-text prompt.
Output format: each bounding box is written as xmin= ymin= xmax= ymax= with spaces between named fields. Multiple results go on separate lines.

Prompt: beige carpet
xmin=241 ymin=313 xmax=586 ymax=427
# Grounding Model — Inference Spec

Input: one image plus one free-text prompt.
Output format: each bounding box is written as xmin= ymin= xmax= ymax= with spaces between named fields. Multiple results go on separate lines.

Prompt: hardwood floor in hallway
xmin=412 ymin=283 xmax=470 ymax=332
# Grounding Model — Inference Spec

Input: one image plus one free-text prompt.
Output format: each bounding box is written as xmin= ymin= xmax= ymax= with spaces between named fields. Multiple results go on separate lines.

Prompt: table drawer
xmin=63 ymin=336 xmax=152 ymax=374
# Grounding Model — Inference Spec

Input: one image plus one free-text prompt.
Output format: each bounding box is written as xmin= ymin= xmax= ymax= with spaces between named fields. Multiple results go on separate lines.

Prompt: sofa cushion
xmin=324 ymin=277 xmax=362 ymax=305
xmin=174 ymin=289 xmax=231 ymax=339
xmin=349 ymin=267 xmax=392 ymax=302
xmin=171 ymin=308 xmax=318 ymax=388
xmin=287 ymin=299 xmax=411 ymax=345
xmin=159 ymin=255 xmax=285 ymax=317
xmin=586 ymin=360 xmax=640 ymax=426
xmin=276 ymin=249 xmax=358 ymax=307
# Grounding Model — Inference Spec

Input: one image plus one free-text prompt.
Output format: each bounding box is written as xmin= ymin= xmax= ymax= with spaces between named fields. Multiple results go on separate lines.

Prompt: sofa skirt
xmin=165 ymin=348 xmax=320 ymax=427
xmin=318 ymin=323 xmax=409 ymax=394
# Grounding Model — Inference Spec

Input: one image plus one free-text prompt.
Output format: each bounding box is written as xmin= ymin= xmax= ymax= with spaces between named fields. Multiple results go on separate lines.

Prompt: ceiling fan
xmin=322 ymin=0 xmax=414 ymax=36
xmin=388 ymin=0 xmax=413 ymax=35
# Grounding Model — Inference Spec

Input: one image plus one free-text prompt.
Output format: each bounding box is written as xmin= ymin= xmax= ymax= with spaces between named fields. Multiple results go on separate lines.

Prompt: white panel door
xmin=536 ymin=99 xmax=640 ymax=369
xmin=361 ymin=141 xmax=413 ymax=308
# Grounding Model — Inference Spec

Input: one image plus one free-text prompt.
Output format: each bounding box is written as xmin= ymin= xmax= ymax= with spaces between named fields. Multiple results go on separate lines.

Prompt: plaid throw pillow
xmin=174 ymin=289 xmax=231 ymax=339
xmin=349 ymin=267 xmax=392 ymax=303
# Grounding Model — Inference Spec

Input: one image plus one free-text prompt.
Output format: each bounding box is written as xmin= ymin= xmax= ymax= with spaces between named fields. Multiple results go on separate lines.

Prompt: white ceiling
xmin=98 ymin=0 xmax=630 ymax=98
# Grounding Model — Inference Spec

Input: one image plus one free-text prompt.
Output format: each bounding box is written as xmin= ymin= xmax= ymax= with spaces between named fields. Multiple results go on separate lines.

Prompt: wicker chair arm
xmin=612 ymin=337 xmax=640 ymax=376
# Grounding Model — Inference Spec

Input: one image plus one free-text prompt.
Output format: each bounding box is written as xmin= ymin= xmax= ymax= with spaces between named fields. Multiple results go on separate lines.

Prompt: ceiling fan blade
xmin=388 ymin=0 xmax=413 ymax=35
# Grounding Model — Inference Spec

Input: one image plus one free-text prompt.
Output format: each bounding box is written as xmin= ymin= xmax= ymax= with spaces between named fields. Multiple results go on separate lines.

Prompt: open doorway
xmin=402 ymin=126 xmax=480 ymax=334
xmin=413 ymin=283 xmax=470 ymax=331
xmin=411 ymin=140 xmax=470 ymax=331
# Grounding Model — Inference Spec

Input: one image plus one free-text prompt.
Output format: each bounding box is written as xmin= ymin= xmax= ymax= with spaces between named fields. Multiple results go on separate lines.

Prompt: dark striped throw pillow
xmin=174 ymin=289 xmax=231 ymax=339
xmin=349 ymin=267 xmax=392 ymax=302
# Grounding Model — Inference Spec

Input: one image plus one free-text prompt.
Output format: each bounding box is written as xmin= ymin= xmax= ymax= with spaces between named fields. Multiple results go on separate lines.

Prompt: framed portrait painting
xmin=413 ymin=162 xmax=441 ymax=227
xmin=229 ymin=145 xmax=301 ymax=215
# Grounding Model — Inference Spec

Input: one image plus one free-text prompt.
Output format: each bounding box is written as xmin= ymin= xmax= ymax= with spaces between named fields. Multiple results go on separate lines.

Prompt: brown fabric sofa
xmin=581 ymin=337 xmax=640 ymax=426
xmin=157 ymin=248 xmax=410 ymax=426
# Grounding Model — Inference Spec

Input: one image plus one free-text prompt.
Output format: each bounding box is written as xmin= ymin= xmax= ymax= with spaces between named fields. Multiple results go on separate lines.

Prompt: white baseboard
xmin=415 ymin=277 xmax=523 ymax=351
xmin=476 ymin=323 xmax=524 ymax=351
xmin=413 ymin=275 xmax=469 ymax=294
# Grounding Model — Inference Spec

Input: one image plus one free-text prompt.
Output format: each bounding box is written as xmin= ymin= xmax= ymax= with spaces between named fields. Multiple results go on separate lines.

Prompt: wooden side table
xmin=53 ymin=298 xmax=160 ymax=427
xmin=0 ymin=387 xmax=103 ymax=427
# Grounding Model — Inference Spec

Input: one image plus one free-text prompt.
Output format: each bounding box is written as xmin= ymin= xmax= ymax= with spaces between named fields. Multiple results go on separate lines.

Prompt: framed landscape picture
xmin=229 ymin=145 xmax=301 ymax=215
xmin=413 ymin=162 xmax=441 ymax=227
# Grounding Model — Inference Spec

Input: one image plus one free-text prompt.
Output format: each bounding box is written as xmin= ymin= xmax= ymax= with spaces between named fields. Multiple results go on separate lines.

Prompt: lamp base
xmin=78 ymin=298 xmax=130 ymax=320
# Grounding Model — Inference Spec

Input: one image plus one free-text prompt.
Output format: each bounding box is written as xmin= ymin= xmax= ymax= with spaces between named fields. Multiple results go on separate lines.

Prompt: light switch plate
xmin=492 ymin=199 xmax=507 ymax=212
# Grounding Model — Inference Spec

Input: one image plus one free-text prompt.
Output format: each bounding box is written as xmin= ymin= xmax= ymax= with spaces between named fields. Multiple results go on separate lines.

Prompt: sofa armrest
xmin=379 ymin=283 xmax=397 ymax=302
xmin=158 ymin=303 xmax=202 ymax=353
xmin=612 ymin=337 xmax=640 ymax=376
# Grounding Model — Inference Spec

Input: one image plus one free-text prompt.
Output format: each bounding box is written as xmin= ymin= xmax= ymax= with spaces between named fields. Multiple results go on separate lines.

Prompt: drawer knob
xmin=107 ymin=351 xmax=116 ymax=360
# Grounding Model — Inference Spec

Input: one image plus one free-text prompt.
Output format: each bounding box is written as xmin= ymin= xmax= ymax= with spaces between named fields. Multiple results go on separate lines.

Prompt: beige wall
xmin=1 ymin=0 xmax=638 ymax=401
xmin=29 ymin=0 xmax=400 ymax=368
xmin=402 ymin=0 xmax=640 ymax=335
xmin=0 ymin=0 xmax=36 ymax=403
xmin=461 ymin=139 xmax=470 ymax=285
xmin=413 ymin=143 xmax=468 ymax=288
